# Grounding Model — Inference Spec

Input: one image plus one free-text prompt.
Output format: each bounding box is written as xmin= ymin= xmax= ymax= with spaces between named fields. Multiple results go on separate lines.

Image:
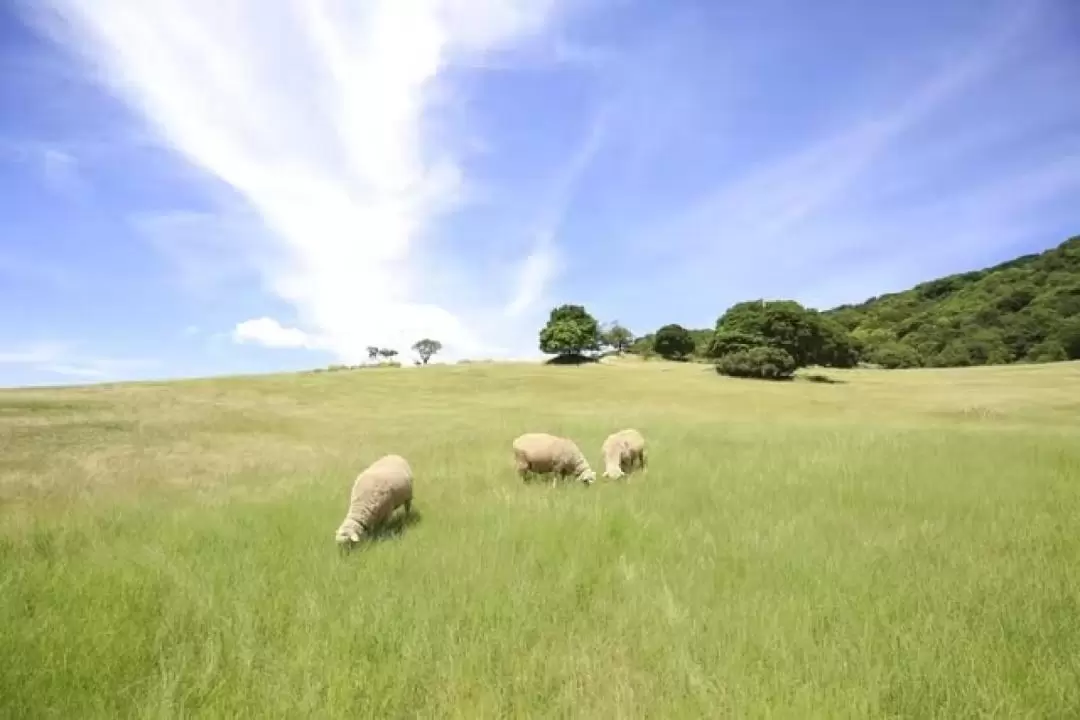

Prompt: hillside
xmin=826 ymin=235 xmax=1080 ymax=368
xmin=3 ymin=361 xmax=1080 ymax=716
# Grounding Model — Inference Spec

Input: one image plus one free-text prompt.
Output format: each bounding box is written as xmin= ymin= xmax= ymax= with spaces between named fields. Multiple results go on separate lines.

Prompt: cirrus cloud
xmin=28 ymin=0 xmax=590 ymax=363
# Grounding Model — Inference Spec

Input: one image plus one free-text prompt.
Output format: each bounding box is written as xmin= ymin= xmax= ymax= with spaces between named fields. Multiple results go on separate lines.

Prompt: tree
xmin=816 ymin=317 xmax=861 ymax=368
xmin=538 ymin=304 xmax=601 ymax=358
xmin=712 ymin=299 xmax=856 ymax=368
xmin=411 ymin=338 xmax=443 ymax=365
xmin=366 ymin=346 xmax=379 ymax=362
xmin=652 ymin=324 xmax=695 ymax=360
xmin=377 ymin=348 xmax=398 ymax=361
xmin=601 ymin=322 xmax=634 ymax=354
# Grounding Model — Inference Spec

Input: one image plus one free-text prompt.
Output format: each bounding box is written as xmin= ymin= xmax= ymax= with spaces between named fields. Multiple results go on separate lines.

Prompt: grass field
xmin=2 ymin=359 xmax=1080 ymax=718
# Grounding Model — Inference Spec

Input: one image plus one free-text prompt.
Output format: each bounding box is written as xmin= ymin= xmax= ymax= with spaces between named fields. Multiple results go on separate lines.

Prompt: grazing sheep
xmin=512 ymin=432 xmax=596 ymax=487
xmin=335 ymin=454 xmax=414 ymax=548
xmin=601 ymin=428 xmax=647 ymax=480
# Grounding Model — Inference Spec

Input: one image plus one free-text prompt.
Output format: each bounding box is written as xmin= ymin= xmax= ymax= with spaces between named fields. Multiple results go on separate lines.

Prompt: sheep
xmin=601 ymin=428 xmax=647 ymax=480
xmin=335 ymin=453 xmax=414 ymax=548
xmin=512 ymin=432 xmax=596 ymax=487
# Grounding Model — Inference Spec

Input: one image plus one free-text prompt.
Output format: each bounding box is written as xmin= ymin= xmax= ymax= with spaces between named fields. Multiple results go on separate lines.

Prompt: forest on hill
xmin=614 ymin=234 xmax=1080 ymax=372
xmin=825 ymin=234 xmax=1080 ymax=368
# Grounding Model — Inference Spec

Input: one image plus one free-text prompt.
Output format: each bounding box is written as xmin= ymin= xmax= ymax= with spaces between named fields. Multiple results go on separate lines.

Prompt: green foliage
xmin=1026 ymin=340 xmax=1067 ymax=363
xmin=1059 ymin=318 xmax=1080 ymax=360
xmin=538 ymin=304 xmax=601 ymax=357
xmin=715 ymin=346 xmax=797 ymax=380
xmin=816 ymin=317 xmax=861 ymax=368
xmin=706 ymin=329 xmax=767 ymax=359
xmin=652 ymin=324 xmax=696 ymax=360
xmin=601 ymin=322 xmax=634 ymax=354
xmin=826 ymin=235 xmax=1080 ymax=368
xmin=868 ymin=342 xmax=922 ymax=369
xmin=627 ymin=332 xmax=654 ymax=356
xmin=711 ymin=299 xmax=860 ymax=369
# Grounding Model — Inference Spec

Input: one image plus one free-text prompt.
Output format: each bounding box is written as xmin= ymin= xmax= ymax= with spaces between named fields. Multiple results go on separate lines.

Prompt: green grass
xmin=3 ymin=360 xmax=1080 ymax=718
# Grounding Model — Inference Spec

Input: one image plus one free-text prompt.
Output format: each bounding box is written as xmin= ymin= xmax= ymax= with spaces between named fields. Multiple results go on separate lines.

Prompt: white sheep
xmin=601 ymin=428 xmax=647 ymax=480
xmin=334 ymin=453 xmax=414 ymax=547
xmin=512 ymin=432 xmax=596 ymax=487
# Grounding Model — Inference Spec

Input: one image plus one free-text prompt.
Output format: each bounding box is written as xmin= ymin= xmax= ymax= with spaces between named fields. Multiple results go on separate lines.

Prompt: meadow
xmin=2 ymin=358 xmax=1080 ymax=718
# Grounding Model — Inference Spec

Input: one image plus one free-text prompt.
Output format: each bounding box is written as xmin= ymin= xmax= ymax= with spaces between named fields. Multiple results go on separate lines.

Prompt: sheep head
xmin=335 ymin=518 xmax=364 ymax=547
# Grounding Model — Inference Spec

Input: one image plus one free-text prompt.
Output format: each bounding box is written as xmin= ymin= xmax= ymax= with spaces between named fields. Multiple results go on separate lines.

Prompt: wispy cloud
xmin=630 ymin=0 xmax=1077 ymax=313
xmin=504 ymin=108 xmax=608 ymax=319
xmin=0 ymin=250 xmax=77 ymax=289
xmin=661 ymin=0 xmax=1044 ymax=254
xmin=28 ymin=0 xmax=594 ymax=363
xmin=0 ymin=341 xmax=156 ymax=381
xmin=0 ymin=138 xmax=83 ymax=195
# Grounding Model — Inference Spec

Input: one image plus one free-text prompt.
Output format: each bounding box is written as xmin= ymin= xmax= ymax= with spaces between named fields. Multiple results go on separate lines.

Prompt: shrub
xmin=715 ymin=346 xmax=796 ymax=380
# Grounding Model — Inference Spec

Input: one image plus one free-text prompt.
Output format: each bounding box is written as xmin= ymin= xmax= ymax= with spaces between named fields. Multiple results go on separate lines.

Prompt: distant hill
xmin=824 ymin=235 xmax=1080 ymax=368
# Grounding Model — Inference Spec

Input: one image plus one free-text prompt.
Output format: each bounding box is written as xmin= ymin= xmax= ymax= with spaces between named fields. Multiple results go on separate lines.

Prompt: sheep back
xmin=601 ymin=428 xmax=646 ymax=478
xmin=513 ymin=432 xmax=595 ymax=484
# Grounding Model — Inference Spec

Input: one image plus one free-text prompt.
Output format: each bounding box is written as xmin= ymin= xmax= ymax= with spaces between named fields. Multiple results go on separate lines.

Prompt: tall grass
xmin=2 ymin=361 xmax=1080 ymax=717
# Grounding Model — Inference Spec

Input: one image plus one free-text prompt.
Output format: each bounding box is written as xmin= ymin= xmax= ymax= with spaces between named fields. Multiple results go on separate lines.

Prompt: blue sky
xmin=1 ymin=0 xmax=1078 ymax=386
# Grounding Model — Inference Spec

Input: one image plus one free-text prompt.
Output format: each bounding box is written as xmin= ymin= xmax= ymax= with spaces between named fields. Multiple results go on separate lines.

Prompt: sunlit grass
xmin=2 ymin=360 xmax=1080 ymax=717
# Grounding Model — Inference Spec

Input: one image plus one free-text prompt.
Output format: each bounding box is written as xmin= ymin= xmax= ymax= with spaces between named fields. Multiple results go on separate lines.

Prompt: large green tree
xmin=539 ymin=304 xmax=601 ymax=357
xmin=652 ymin=324 xmax=696 ymax=360
xmin=711 ymin=300 xmax=857 ymax=368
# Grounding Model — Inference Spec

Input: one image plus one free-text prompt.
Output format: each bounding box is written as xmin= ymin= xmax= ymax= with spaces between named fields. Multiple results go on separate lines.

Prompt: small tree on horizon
xmin=377 ymin=348 xmax=398 ymax=361
xmin=366 ymin=346 xmax=379 ymax=362
xmin=412 ymin=338 xmax=443 ymax=365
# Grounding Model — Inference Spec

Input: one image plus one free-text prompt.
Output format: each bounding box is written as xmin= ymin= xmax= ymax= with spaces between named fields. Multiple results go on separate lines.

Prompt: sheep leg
xmin=404 ymin=499 xmax=412 ymax=515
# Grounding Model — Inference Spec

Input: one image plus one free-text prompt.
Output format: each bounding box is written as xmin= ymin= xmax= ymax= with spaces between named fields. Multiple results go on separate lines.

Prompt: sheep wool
xmin=335 ymin=454 xmax=414 ymax=547
xmin=601 ymin=428 xmax=647 ymax=480
xmin=512 ymin=432 xmax=596 ymax=487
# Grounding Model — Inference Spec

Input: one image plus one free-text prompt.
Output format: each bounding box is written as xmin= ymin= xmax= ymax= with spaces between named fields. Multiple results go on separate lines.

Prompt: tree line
xmin=359 ymin=339 xmax=444 ymax=366
xmin=535 ymin=234 xmax=1080 ymax=379
xmin=537 ymin=301 xmax=857 ymax=379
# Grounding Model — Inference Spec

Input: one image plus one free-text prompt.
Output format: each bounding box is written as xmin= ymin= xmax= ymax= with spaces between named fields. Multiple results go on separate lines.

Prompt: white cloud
xmin=232 ymin=317 xmax=319 ymax=350
xmin=31 ymin=0 xmax=584 ymax=363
